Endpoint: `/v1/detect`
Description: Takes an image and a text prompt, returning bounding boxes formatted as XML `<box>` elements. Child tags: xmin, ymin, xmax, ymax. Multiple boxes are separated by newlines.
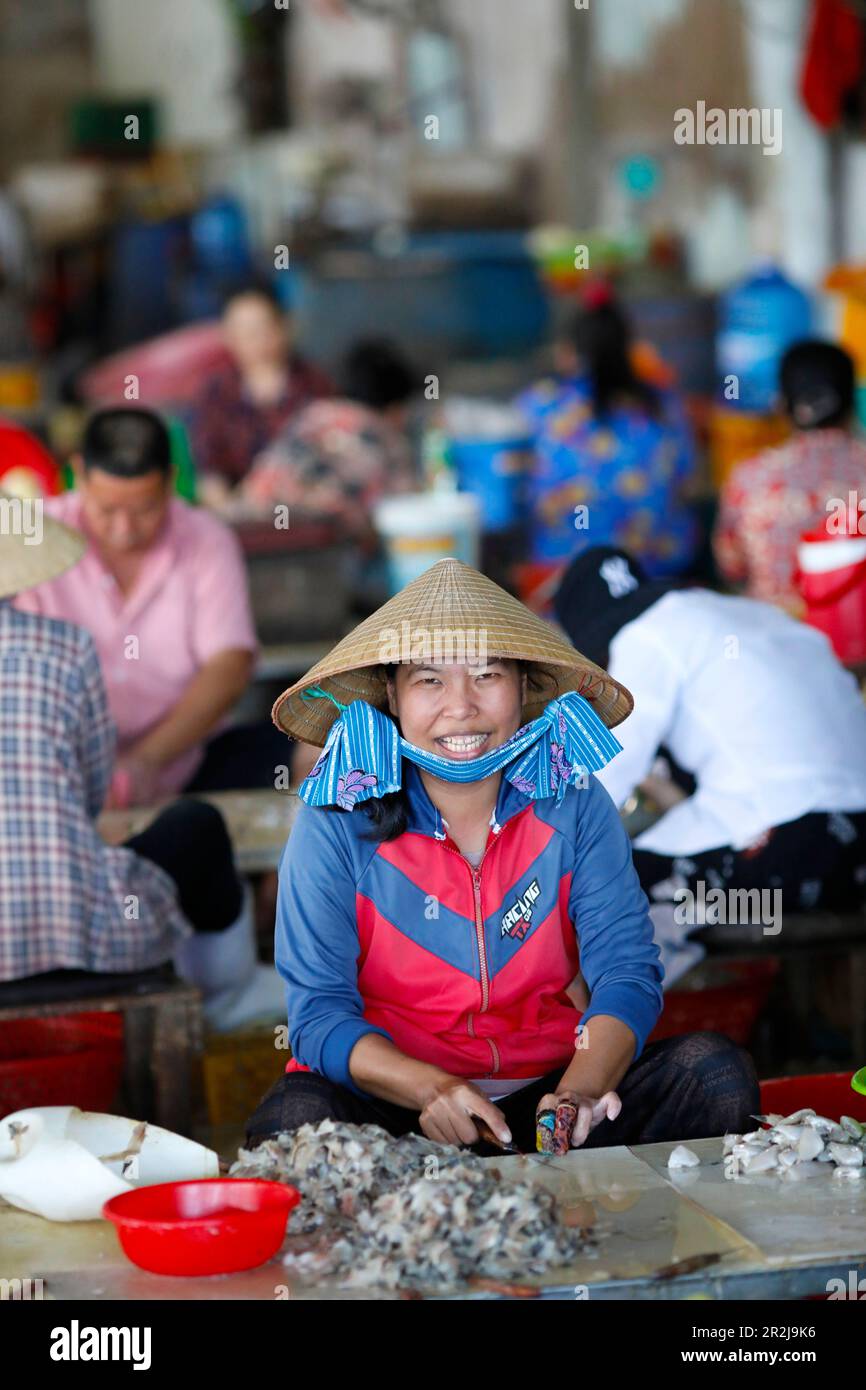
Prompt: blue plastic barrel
<box><xmin>189</xmin><ymin>195</ymin><xmax>253</xmax><ymax>280</ymax></box>
<box><xmin>448</xmin><ymin>436</ymin><xmax>532</xmax><ymax>532</ymax></box>
<box><xmin>716</xmin><ymin>265</ymin><xmax>812</xmax><ymax>412</ymax></box>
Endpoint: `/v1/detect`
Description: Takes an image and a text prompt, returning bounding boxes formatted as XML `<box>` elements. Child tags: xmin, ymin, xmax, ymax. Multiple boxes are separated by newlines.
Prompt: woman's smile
<box><xmin>434</xmin><ymin>731</ymin><xmax>491</xmax><ymax>759</ymax></box>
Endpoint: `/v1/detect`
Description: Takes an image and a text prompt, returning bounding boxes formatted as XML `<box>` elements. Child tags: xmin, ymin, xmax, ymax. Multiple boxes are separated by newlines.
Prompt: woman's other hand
<box><xmin>537</xmin><ymin>1088</ymin><xmax>621</xmax><ymax>1150</ymax></box>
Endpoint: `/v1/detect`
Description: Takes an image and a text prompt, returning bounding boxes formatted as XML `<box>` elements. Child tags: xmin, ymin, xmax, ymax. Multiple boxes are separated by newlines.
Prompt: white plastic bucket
<box><xmin>797</xmin><ymin>533</ymin><xmax>866</xmax><ymax>573</ymax></box>
<box><xmin>374</xmin><ymin>491</ymin><xmax>480</xmax><ymax>594</ymax></box>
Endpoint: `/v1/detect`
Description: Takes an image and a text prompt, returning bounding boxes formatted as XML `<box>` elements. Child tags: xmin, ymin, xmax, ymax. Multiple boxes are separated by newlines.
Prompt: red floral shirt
<box><xmin>713</xmin><ymin>428</ymin><xmax>866</xmax><ymax>608</ymax></box>
<box><xmin>189</xmin><ymin>356</ymin><xmax>332</xmax><ymax>485</ymax></box>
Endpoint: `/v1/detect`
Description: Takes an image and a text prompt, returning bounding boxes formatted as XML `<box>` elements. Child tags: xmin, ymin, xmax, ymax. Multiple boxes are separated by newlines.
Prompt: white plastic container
<box><xmin>374</xmin><ymin>491</ymin><xmax>481</xmax><ymax>593</ymax></box>
<box><xmin>0</xmin><ymin>1106</ymin><xmax>219</xmax><ymax>1222</ymax></box>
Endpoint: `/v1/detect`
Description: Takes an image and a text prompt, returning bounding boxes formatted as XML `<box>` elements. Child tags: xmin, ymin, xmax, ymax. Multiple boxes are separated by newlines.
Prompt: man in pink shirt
<box><xmin>16</xmin><ymin>408</ymin><xmax>285</xmax><ymax>806</ymax></box>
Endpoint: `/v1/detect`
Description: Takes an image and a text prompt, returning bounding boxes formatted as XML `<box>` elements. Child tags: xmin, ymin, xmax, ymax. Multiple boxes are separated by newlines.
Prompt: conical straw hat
<box><xmin>0</xmin><ymin>490</ymin><xmax>85</xmax><ymax>600</ymax></box>
<box><xmin>273</xmin><ymin>557</ymin><xmax>633</xmax><ymax>746</ymax></box>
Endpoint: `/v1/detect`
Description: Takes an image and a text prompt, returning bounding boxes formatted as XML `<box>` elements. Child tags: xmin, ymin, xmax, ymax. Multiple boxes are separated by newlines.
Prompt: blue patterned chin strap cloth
<box><xmin>297</xmin><ymin>688</ymin><xmax>622</xmax><ymax>811</ymax></box>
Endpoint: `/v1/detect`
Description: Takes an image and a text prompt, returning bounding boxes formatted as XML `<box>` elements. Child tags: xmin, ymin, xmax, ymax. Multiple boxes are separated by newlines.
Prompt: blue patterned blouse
<box><xmin>516</xmin><ymin>375</ymin><xmax>699</xmax><ymax>577</ymax></box>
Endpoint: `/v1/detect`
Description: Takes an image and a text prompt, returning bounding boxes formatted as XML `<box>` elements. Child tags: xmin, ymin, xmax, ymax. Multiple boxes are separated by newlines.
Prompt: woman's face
<box><xmin>222</xmin><ymin>294</ymin><xmax>291</xmax><ymax>373</ymax></box>
<box><xmin>387</xmin><ymin>659</ymin><xmax>526</xmax><ymax>761</ymax></box>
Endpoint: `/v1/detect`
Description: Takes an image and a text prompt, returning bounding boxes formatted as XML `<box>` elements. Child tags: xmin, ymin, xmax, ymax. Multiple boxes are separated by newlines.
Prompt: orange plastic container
<box><xmin>709</xmin><ymin>405</ymin><xmax>789</xmax><ymax>488</ymax></box>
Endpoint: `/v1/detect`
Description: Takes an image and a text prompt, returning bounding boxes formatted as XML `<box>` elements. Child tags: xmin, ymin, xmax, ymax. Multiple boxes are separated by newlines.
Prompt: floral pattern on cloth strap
<box><xmin>297</xmin><ymin>690</ymin><xmax>622</xmax><ymax>810</ymax></box>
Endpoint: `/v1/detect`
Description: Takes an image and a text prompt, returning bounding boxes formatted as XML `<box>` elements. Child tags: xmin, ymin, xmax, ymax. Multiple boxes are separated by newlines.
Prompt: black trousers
<box><xmin>245</xmin><ymin>1031</ymin><xmax>760</xmax><ymax>1154</ymax></box>
<box><xmin>632</xmin><ymin>808</ymin><xmax>866</xmax><ymax>913</ymax></box>
<box><xmin>126</xmin><ymin>797</ymin><xmax>243</xmax><ymax>932</ymax></box>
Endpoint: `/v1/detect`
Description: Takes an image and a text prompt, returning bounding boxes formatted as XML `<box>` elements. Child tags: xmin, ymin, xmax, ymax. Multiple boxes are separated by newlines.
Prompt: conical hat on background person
<box><xmin>0</xmin><ymin>489</ymin><xmax>85</xmax><ymax>600</ymax></box>
<box><xmin>273</xmin><ymin>557</ymin><xmax>633</xmax><ymax>747</ymax></box>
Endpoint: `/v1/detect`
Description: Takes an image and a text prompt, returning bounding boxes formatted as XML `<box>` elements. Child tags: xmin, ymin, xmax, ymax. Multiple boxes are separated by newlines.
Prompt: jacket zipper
<box><xmin>442</xmin><ymin>836</ymin><xmax>497</xmax><ymax>1071</ymax></box>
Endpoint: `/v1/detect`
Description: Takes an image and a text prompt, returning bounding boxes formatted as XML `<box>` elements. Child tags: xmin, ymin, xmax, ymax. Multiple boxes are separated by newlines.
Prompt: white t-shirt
<box><xmin>594</xmin><ymin>589</ymin><xmax>866</xmax><ymax>856</ymax></box>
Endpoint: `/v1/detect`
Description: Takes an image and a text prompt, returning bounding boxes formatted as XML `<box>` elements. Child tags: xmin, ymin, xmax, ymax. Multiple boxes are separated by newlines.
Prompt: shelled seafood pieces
<box><xmin>230</xmin><ymin>1120</ymin><xmax>590</xmax><ymax>1290</ymax></box>
<box><xmin>723</xmin><ymin>1109</ymin><xmax>866</xmax><ymax>1180</ymax></box>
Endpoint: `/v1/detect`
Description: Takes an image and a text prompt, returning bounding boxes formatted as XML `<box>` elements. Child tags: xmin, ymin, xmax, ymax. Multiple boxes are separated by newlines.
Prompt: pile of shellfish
<box><xmin>722</xmin><ymin>1109</ymin><xmax>866</xmax><ymax>1179</ymax></box>
<box><xmin>231</xmin><ymin>1120</ymin><xmax>588</xmax><ymax>1290</ymax></box>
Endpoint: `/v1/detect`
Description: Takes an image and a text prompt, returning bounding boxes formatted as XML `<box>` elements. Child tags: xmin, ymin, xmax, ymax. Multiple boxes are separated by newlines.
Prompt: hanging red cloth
<box><xmin>801</xmin><ymin>0</ymin><xmax>865</xmax><ymax>129</ymax></box>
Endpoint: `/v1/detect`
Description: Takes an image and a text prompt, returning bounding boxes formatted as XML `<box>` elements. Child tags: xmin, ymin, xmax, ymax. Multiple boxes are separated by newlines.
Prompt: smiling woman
<box><xmin>249</xmin><ymin>557</ymin><xmax>760</xmax><ymax>1155</ymax></box>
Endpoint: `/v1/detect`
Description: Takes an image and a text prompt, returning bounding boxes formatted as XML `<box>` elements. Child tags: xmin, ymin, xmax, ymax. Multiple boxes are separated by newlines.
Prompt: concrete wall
<box><xmin>5</xmin><ymin>0</ymin><xmax>856</xmax><ymax>291</ymax></box>
<box><xmin>0</xmin><ymin>0</ymin><xmax>92</xmax><ymax>177</ymax></box>
<box><xmin>88</xmin><ymin>0</ymin><xmax>244</xmax><ymax>146</ymax></box>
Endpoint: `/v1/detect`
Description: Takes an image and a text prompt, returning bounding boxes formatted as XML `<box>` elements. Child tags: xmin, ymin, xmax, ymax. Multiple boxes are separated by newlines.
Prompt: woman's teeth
<box><xmin>438</xmin><ymin>734</ymin><xmax>488</xmax><ymax>752</ymax></box>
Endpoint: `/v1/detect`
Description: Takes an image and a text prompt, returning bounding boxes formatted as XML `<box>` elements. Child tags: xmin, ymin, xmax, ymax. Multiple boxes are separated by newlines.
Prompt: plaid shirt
<box><xmin>0</xmin><ymin>603</ymin><xmax>191</xmax><ymax>980</ymax></box>
<box><xmin>189</xmin><ymin>357</ymin><xmax>332</xmax><ymax>485</ymax></box>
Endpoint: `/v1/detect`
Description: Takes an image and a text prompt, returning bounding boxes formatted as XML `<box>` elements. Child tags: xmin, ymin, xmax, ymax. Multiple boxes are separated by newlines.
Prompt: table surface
<box><xmin>3</xmin><ymin>1137</ymin><xmax>864</xmax><ymax>1301</ymax></box>
<box><xmin>255</xmin><ymin>641</ymin><xmax>333</xmax><ymax>682</ymax></box>
<box><xmin>99</xmin><ymin>790</ymin><xmax>301</xmax><ymax>874</ymax></box>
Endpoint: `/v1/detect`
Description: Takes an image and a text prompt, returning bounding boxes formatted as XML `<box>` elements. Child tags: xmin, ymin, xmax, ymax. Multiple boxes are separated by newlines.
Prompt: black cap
<box><xmin>553</xmin><ymin>546</ymin><xmax>680</xmax><ymax>668</ymax></box>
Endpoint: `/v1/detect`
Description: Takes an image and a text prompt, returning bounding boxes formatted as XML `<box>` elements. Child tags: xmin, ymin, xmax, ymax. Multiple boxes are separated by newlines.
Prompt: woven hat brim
<box><xmin>0</xmin><ymin>493</ymin><xmax>86</xmax><ymax>600</ymax></box>
<box><xmin>272</xmin><ymin>558</ymin><xmax>633</xmax><ymax>746</ymax></box>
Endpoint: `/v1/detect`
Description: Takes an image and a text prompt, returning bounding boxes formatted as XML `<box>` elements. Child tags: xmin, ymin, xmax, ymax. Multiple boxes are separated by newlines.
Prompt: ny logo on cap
<box><xmin>600</xmin><ymin>556</ymin><xmax>639</xmax><ymax>599</ymax></box>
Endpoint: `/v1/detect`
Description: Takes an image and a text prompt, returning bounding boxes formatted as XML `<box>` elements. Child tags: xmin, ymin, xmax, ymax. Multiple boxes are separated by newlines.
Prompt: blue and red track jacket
<box><xmin>275</xmin><ymin>762</ymin><xmax>664</xmax><ymax>1096</ymax></box>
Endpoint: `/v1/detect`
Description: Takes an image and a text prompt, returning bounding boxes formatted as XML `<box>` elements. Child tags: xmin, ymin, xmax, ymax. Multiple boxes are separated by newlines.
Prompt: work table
<box><xmin>3</xmin><ymin>1137</ymin><xmax>865</xmax><ymax>1300</ymax></box>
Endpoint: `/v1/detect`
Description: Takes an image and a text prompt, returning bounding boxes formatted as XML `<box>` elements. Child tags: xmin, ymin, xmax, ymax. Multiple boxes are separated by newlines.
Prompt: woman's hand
<box><xmin>107</xmin><ymin>756</ymin><xmax>164</xmax><ymax>811</ymax></box>
<box><xmin>537</xmin><ymin>1088</ymin><xmax>622</xmax><ymax>1151</ymax></box>
<box><xmin>106</xmin><ymin>757</ymin><xmax>162</xmax><ymax>811</ymax></box>
<box><xmin>418</xmin><ymin>1077</ymin><xmax>513</xmax><ymax>1149</ymax></box>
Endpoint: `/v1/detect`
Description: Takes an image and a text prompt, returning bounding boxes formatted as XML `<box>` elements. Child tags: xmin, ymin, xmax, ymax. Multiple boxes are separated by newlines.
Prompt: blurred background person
<box><xmin>241</xmin><ymin>337</ymin><xmax>420</xmax><ymax>530</ymax></box>
<box><xmin>555</xmin><ymin>545</ymin><xmax>866</xmax><ymax>913</ymax></box>
<box><xmin>13</xmin><ymin>407</ymin><xmax>293</xmax><ymax>806</ymax></box>
<box><xmin>0</xmin><ymin>493</ymin><xmax>281</xmax><ymax>1031</ymax></box>
<box><xmin>714</xmin><ymin>340</ymin><xmax>866</xmax><ymax>612</ymax></box>
<box><xmin>517</xmin><ymin>287</ymin><xmax>699</xmax><ymax>581</ymax></box>
<box><xmin>190</xmin><ymin>282</ymin><xmax>331</xmax><ymax>503</ymax></box>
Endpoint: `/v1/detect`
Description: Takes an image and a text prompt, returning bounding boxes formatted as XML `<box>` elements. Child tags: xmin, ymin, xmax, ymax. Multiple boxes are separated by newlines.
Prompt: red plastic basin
<box><xmin>759</xmin><ymin>1073</ymin><xmax>866</xmax><ymax>1124</ymax></box>
<box><xmin>648</xmin><ymin>958</ymin><xmax>779</xmax><ymax>1046</ymax></box>
<box><xmin>103</xmin><ymin>1179</ymin><xmax>300</xmax><ymax>1277</ymax></box>
<box><xmin>0</xmin><ymin>1012</ymin><xmax>124</xmax><ymax>1117</ymax></box>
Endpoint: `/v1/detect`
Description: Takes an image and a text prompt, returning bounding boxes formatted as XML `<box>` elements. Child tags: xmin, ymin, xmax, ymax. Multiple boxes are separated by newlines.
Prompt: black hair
<box><xmin>780</xmin><ymin>339</ymin><xmax>855</xmax><ymax>430</ymax></box>
<box><xmin>566</xmin><ymin>300</ymin><xmax>658</xmax><ymax>419</ymax></box>
<box><xmin>356</xmin><ymin>663</ymin><xmax>406</xmax><ymax>842</ymax></box>
<box><xmin>339</xmin><ymin>339</ymin><xmax>419</xmax><ymax>411</ymax></box>
<box><xmin>82</xmin><ymin>407</ymin><xmax>172</xmax><ymax>478</ymax></box>
<box><xmin>220</xmin><ymin>277</ymin><xmax>285</xmax><ymax>317</ymax></box>
<box><xmin>360</xmin><ymin>789</ymin><xmax>410</xmax><ymax>842</ymax></box>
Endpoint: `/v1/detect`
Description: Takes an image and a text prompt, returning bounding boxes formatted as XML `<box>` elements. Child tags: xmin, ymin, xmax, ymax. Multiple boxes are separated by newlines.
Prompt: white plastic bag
<box><xmin>0</xmin><ymin>1106</ymin><xmax>219</xmax><ymax>1222</ymax></box>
